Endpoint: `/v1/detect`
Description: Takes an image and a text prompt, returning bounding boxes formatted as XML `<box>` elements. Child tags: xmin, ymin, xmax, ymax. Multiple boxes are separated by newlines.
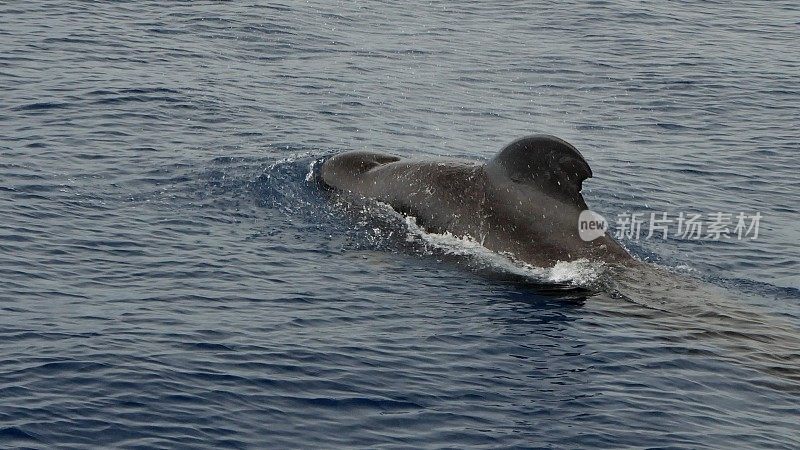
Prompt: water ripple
<box><xmin>1</xmin><ymin>0</ymin><xmax>798</xmax><ymax>448</ymax></box>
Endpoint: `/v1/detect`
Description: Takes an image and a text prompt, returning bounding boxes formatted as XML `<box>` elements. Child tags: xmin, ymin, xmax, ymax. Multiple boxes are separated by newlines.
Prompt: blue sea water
<box><xmin>1</xmin><ymin>1</ymin><xmax>799</xmax><ymax>448</ymax></box>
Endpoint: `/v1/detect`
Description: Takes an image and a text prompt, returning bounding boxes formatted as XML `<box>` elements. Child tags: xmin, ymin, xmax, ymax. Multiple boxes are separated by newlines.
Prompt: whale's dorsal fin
<box><xmin>486</xmin><ymin>135</ymin><xmax>592</xmax><ymax>203</ymax></box>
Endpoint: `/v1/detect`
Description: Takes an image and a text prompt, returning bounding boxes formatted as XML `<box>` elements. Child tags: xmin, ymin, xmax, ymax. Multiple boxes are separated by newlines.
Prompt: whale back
<box><xmin>486</xmin><ymin>135</ymin><xmax>592</xmax><ymax>206</ymax></box>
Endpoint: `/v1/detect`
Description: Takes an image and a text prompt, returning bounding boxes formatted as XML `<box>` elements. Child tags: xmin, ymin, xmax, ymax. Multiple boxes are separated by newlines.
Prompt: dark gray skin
<box><xmin>321</xmin><ymin>135</ymin><xmax>631</xmax><ymax>267</ymax></box>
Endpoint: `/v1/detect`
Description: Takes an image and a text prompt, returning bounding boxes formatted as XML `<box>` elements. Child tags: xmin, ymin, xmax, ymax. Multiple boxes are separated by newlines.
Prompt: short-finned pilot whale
<box><xmin>322</xmin><ymin>136</ymin><xmax>800</xmax><ymax>387</ymax></box>
<box><xmin>320</xmin><ymin>135</ymin><xmax>631</xmax><ymax>267</ymax></box>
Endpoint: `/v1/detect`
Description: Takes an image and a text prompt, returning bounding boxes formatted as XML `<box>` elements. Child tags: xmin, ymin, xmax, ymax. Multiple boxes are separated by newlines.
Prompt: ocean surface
<box><xmin>2</xmin><ymin>1</ymin><xmax>799</xmax><ymax>448</ymax></box>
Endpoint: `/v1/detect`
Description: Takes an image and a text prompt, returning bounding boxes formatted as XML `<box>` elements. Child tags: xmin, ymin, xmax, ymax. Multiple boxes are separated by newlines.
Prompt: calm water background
<box><xmin>2</xmin><ymin>1</ymin><xmax>799</xmax><ymax>448</ymax></box>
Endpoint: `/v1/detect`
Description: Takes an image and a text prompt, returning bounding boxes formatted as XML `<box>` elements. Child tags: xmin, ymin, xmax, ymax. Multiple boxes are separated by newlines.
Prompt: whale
<box><xmin>320</xmin><ymin>135</ymin><xmax>631</xmax><ymax>267</ymax></box>
<box><xmin>320</xmin><ymin>137</ymin><xmax>800</xmax><ymax>389</ymax></box>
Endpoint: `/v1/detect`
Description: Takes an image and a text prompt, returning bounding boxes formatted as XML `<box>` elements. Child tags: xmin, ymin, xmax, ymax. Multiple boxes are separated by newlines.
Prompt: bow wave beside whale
<box><xmin>320</xmin><ymin>135</ymin><xmax>631</xmax><ymax>267</ymax></box>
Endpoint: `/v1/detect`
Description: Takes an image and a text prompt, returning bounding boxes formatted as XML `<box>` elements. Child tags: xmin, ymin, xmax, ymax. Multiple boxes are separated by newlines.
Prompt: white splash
<box><xmin>374</xmin><ymin>203</ymin><xmax>603</xmax><ymax>286</ymax></box>
<box><xmin>305</xmin><ymin>158</ymin><xmax>323</xmax><ymax>182</ymax></box>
